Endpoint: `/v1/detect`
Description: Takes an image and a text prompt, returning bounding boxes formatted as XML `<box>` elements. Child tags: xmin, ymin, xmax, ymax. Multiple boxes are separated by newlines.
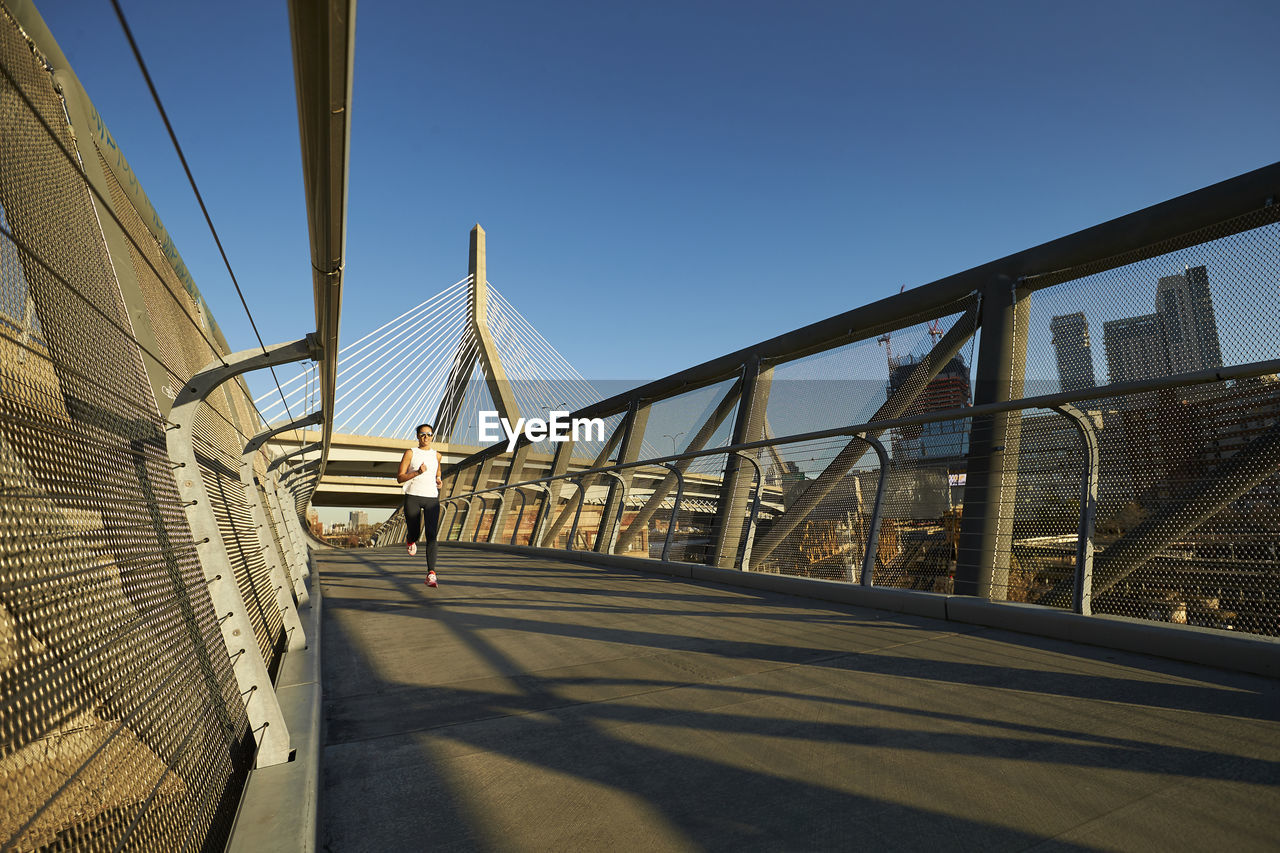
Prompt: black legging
<box><xmin>405</xmin><ymin>494</ymin><xmax>440</xmax><ymax>573</ymax></box>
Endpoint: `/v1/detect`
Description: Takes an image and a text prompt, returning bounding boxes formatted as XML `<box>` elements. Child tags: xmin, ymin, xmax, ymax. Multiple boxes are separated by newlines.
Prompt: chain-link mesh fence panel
<box><xmin>1082</xmin><ymin>380</ymin><xmax>1280</xmax><ymax>634</ymax></box>
<box><xmin>983</xmin><ymin>407</ymin><xmax>1089</xmax><ymax>607</ymax></box>
<box><xmin>750</xmin><ymin>437</ymin><xmax>881</xmax><ymax>582</ymax></box>
<box><xmin>611</xmin><ymin>464</ymin><xmax>675</xmax><ymax>559</ymax></box>
<box><xmin>1021</xmin><ymin>210</ymin><xmax>1280</xmax><ymax>392</ymax></box>
<box><xmin>0</xmin><ymin>10</ymin><xmax>252</xmax><ymax>850</ymax></box>
<box><xmin>765</xmin><ymin>298</ymin><xmax>979</xmax><ymax>438</ymax></box>
<box><xmin>654</xmin><ymin>452</ymin><xmax>732</xmax><ymax>566</ymax></box>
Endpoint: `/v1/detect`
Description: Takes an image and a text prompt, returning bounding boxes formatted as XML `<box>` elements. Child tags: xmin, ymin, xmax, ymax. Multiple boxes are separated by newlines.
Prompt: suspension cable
<box><xmin>109</xmin><ymin>0</ymin><xmax>302</xmax><ymax>442</ymax></box>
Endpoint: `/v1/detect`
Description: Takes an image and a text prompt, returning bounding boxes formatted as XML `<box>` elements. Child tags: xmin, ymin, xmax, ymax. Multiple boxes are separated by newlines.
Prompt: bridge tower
<box><xmin>434</xmin><ymin>224</ymin><xmax>522</xmax><ymax>439</ymax></box>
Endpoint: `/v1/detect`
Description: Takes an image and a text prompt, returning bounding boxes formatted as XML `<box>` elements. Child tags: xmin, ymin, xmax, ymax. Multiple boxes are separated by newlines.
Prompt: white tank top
<box><xmin>404</xmin><ymin>447</ymin><xmax>440</xmax><ymax>497</ymax></box>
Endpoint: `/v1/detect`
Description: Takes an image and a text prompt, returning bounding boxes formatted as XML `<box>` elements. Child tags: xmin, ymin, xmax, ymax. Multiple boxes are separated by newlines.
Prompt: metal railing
<box><xmin>385</xmin><ymin>350</ymin><xmax>1280</xmax><ymax>630</ymax></box>
<box><xmin>407</xmin><ymin>162</ymin><xmax>1280</xmax><ymax>640</ymax></box>
<box><xmin>0</xmin><ymin>2</ymin><xmax>349</xmax><ymax>850</ymax></box>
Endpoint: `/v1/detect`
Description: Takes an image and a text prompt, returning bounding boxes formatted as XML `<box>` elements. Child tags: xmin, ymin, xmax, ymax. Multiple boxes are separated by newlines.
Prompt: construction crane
<box><xmin>927</xmin><ymin>317</ymin><xmax>943</xmax><ymax>346</ymax></box>
<box><xmin>877</xmin><ymin>285</ymin><xmax>907</xmax><ymax>368</ymax></box>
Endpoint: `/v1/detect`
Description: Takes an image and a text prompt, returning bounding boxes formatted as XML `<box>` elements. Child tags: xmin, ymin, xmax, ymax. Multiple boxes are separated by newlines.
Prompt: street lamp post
<box><xmin>663</xmin><ymin>432</ymin><xmax>686</xmax><ymax>456</ymax></box>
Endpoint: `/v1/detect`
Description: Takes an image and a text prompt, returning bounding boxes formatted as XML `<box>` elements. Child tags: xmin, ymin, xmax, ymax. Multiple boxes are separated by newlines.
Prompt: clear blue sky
<box><xmin>36</xmin><ymin>0</ymin><xmax>1280</xmax><ymax>398</ymax></box>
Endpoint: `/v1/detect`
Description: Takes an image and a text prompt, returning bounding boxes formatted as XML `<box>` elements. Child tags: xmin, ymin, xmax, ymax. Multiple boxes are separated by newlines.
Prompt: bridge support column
<box><xmin>167</xmin><ymin>335</ymin><xmax>320</xmax><ymax>768</ymax></box>
<box><xmin>598</xmin><ymin>399</ymin><xmax>650</xmax><ymax>554</ymax></box>
<box><xmin>955</xmin><ymin>279</ymin><xmax>1029</xmax><ymax>599</ymax></box>
<box><xmin>712</xmin><ymin>356</ymin><xmax>773</xmax><ymax>569</ymax></box>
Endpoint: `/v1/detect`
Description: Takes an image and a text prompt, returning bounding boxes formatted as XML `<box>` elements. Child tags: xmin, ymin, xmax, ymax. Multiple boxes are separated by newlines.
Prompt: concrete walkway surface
<box><xmin>319</xmin><ymin>546</ymin><xmax>1280</xmax><ymax>852</ymax></box>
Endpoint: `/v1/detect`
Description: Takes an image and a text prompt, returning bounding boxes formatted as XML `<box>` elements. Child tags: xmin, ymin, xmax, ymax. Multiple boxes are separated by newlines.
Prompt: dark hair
<box><xmin>415</xmin><ymin>424</ymin><xmax>434</xmax><ymax>437</ymax></box>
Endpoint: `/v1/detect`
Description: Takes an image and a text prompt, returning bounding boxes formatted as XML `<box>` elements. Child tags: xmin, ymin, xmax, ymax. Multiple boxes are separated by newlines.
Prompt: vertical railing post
<box><xmin>1052</xmin><ymin>404</ymin><xmax>1099</xmax><ymax>615</ymax></box>
<box><xmin>491</xmin><ymin>441</ymin><xmax>532</xmax><ymax>541</ymax></box>
<box><xmin>509</xmin><ymin>488</ymin><xmax>528</xmax><ymax>545</ymax></box>
<box><xmin>566</xmin><ymin>478</ymin><xmax>586</xmax><ymax>550</ymax></box>
<box><xmin>440</xmin><ymin>501</ymin><xmax>457</xmax><ymax>540</ymax></box>
<box><xmin>712</xmin><ymin>356</ymin><xmax>773</xmax><ymax>568</ymax></box>
<box><xmin>733</xmin><ymin>451</ymin><xmax>763</xmax><ymax>571</ymax></box>
<box><xmin>955</xmin><ymin>278</ymin><xmax>1029</xmax><ymax>599</ymax></box>
<box><xmin>659</xmin><ymin>463</ymin><xmax>686</xmax><ymax>563</ymax></box>
<box><xmin>530</xmin><ymin>484</ymin><xmax>554</xmax><ymax>548</ymax></box>
<box><xmin>486</xmin><ymin>490</ymin><xmax>506</xmax><ymax>543</ymax></box>
<box><xmin>460</xmin><ymin>458</ymin><xmax>495</xmax><ymax>541</ymax></box>
<box><xmin>597</xmin><ymin>399</ymin><xmax>650</xmax><ymax>554</ymax></box>
<box><xmin>600</xmin><ymin>471</ymin><xmax>629</xmax><ymax>554</ymax></box>
<box><xmin>263</xmin><ymin>476</ymin><xmax>309</xmax><ymax>603</ymax></box>
<box><xmin>468</xmin><ymin>495</ymin><xmax>485</xmax><ymax>542</ymax></box>
<box><xmin>535</xmin><ymin>440</ymin><xmax>576</xmax><ymax>547</ymax></box>
<box><xmin>858</xmin><ymin>433</ymin><xmax>891</xmax><ymax>586</ymax></box>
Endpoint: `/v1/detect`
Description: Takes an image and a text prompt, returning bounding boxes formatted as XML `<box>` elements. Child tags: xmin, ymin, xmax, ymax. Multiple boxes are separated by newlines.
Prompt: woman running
<box><xmin>397</xmin><ymin>423</ymin><xmax>443</xmax><ymax>587</ymax></box>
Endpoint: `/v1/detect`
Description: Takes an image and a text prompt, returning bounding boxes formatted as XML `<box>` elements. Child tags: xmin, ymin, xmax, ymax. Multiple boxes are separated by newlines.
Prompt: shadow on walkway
<box><xmin>320</xmin><ymin>546</ymin><xmax>1280</xmax><ymax>852</ymax></box>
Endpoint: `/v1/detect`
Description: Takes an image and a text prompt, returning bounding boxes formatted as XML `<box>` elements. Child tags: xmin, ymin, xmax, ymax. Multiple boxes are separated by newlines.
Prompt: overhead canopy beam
<box><xmin>287</xmin><ymin>0</ymin><xmax>357</xmax><ymax>480</ymax></box>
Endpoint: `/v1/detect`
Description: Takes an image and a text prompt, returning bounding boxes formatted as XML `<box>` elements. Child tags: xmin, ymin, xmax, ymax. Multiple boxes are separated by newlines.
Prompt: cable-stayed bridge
<box><xmin>1</xmin><ymin>2</ymin><xmax>1279</xmax><ymax>851</ymax></box>
<box><xmin>252</xmin><ymin>225</ymin><xmax>625</xmax><ymax>507</ymax></box>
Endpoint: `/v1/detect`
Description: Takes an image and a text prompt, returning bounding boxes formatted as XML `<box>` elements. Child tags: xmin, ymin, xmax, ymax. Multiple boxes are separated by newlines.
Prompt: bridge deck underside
<box><xmin>319</xmin><ymin>548</ymin><xmax>1280</xmax><ymax>852</ymax></box>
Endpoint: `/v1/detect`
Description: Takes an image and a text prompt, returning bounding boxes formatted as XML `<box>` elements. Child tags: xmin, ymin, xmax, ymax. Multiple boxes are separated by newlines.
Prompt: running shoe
<box><xmin>426</xmin><ymin>570</ymin><xmax>438</xmax><ymax>588</ymax></box>
<box><xmin>407</xmin><ymin>542</ymin><xmax>417</xmax><ymax>556</ymax></box>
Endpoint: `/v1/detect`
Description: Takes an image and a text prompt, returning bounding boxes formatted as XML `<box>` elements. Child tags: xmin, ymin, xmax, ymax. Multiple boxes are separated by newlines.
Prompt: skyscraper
<box><xmin>886</xmin><ymin>352</ymin><xmax>972</xmax><ymax>460</ymax></box>
<box><xmin>1156</xmin><ymin>265</ymin><xmax>1223</xmax><ymax>374</ymax></box>
<box><xmin>1103</xmin><ymin>313</ymin><xmax>1165</xmax><ymax>384</ymax></box>
<box><xmin>1049</xmin><ymin>312</ymin><xmax>1096</xmax><ymax>393</ymax></box>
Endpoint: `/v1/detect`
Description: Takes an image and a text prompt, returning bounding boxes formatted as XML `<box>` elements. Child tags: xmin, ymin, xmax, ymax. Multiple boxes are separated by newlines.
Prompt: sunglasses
<box><xmin>418</xmin><ymin>433</ymin><xmax>433</xmax><ymax>439</ymax></box>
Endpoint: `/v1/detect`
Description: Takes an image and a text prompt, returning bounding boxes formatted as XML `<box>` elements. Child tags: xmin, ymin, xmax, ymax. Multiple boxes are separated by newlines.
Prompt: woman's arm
<box><xmin>435</xmin><ymin>450</ymin><xmax>443</xmax><ymax>489</ymax></box>
<box><xmin>396</xmin><ymin>449</ymin><xmax>417</xmax><ymax>484</ymax></box>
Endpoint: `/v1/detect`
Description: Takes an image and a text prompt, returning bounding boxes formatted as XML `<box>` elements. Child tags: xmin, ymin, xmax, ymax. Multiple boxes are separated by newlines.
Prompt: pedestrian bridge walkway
<box><xmin>318</xmin><ymin>546</ymin><xmax>1280</xmax><ymax>852</ymax></box>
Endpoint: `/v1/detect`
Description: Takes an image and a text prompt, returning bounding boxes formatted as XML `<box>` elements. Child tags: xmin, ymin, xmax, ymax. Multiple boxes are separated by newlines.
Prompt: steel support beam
<box><xmin>955</xmin><ymin>279</ymin><xmax>1030</xmax><ymax>599</ymax></box>
<box><xmin>712</xmin><ymin>357</ymin><xmax>773</xmax><ymax>568</ymax></box>
<box><xmin>264</xmin><ymin>478</ymin><xmax>308</xmax><ymax>594</ymax></box>
<box><xmin>278</xmin><ymin>459</ymin><xmax>322</xmax><ymax>577</ymax></box>
<box><xmin>597</xmin><ymin>400</ymin><xmax>650</xmax><ymax>553</ymax></box>
<box><xmin>286</xmin><ymin>0</ymin><xmax>354</xmax><ymax>483</ymax></box>
<box><xmin>857</xmin><ymin>434</ymin><xmax>891</xmax><ymax>586</ymax></box>
<box><xmin>732</xmin><ymin>452</ymin><xmax>764</xmax><ymax>571</ymax></box>
<box><xmin>459</xmin><ymin>457</ymin><xmax>496</xmax><ymax>541</ymax></box>
<box><xmin>167</xmin><ymin>336</ymin><xmax>318</xmax><ymax>768</ymax></box>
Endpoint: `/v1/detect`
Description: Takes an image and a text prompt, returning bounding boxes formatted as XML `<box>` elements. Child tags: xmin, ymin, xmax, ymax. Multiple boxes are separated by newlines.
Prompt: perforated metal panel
<box><xmin>0</xmin><ymin>7</ymin><xmax>272</xmax><ymax>849</ymax></box>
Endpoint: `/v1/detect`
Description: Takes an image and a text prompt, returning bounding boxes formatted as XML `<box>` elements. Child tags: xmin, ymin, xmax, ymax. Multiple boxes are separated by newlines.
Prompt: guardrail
<box><xmin>380</xmin><ymin>161</ymin><xmax>1280</xmax><ymax>643</ymax></box>
<box><xmin>0</xmin><ymin>4</ymin><xmax>336</xmax><ymax>850</ymax></box>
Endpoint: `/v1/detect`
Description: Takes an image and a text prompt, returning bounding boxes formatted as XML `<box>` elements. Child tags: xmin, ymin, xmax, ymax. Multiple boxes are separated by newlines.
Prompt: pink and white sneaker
<box><xmin>407</xmin><ymin>542</ymin><xmax>417</xmax><ymax>556</ymax></box>
<box><xmin>425</xmin><ymin>571</ymin><xmax>438</xmax><ymax>588</ymax></box>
